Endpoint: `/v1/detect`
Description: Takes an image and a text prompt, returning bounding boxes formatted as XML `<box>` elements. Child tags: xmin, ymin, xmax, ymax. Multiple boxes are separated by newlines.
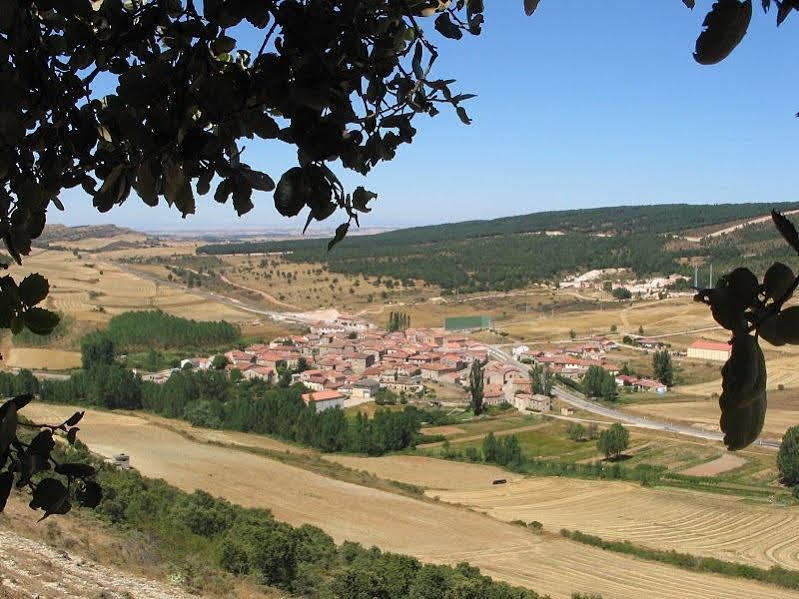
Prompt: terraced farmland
<box><xmin>20</xmin><ymin>404</ymin><xmax>799</xmax><ymax>599</ymax></box>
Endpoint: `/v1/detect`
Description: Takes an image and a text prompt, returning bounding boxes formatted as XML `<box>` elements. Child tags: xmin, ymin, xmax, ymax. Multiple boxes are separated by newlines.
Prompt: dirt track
<box><xmin>20</xmin><ymin>404</ymin><xmax>799</xmax><ymax>599</ymax></box>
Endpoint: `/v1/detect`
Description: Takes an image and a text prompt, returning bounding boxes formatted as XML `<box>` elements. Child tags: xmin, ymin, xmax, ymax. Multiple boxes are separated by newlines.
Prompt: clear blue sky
<box><xmin>54</xmin><ymin>2</ymin><xmax>798</xmax><ymax>232</ymax></box>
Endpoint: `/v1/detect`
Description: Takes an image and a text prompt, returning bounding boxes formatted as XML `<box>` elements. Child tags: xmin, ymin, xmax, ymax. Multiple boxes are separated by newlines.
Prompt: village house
<box><xmin>420</xmin><ymin>363</ymin><xmax>457</xmax><ymax>382</ymax></box>
<box><xmin>243</xmin><ymin>365</ymin><xmax>276</xmax><ymax>381</ymax></box>
<box><xmin>301</xmin><ymin>390</ymin><xmax>346</xmax><ymax>412</ymax></box>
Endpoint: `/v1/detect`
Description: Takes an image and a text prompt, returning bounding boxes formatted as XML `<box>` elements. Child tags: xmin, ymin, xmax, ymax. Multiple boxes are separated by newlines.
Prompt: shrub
<box><xmin>778</xmin><ymin>426</ymin><xmax>799</xmax><ymax>486</ymax></box>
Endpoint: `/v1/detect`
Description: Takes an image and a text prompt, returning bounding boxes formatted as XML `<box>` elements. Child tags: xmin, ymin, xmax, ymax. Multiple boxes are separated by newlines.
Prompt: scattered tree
<box><xmin>211</xmin><ymin>355</ymin><xmax>229</xmax><ymax>370</ymax></box>
<box><xmin>387</xmin><ymin>311</ymin><xmax>411</xmax><ymax>332</ymax></box>
<box><xmin>612</xmin><ymin>288</ymin><xmax>632</xmax><ymax>300</ymax></box>
<box><xmin>567</xmin><ymin>423</ymin><xmax>586</xmax><ymax>442</ymax></box>
<box><xmin>597</xmin><ymin>423</ymin><xmax>630</xmax><ymax>460</ymax></box>
<box><xmin>652</xmin><ymin>350</ymin><xmax>674</xmax><ymax>387</ymax></box>
<box><xmin>778</xmin><ymin>426</ymin><xmax>799</xmax><ymax>487</ymax></box>
<box><xmin>469</xmin><ymin>359</ymin><xmax>486</xmax><ymax>416</ymax></box>
<box><xmin>582</xmin><ymin>366</ymin><xmax>618</xmax><ymax>402</ymax></box>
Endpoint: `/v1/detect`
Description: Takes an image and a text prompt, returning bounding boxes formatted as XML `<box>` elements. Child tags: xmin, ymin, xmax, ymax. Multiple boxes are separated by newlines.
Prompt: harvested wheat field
<box><xmin>0</xmin><ymin>348</ymin><xmax>81</xmax><ymax>370</ymax></box>
<box><xmin>627</xmin><ymin>398</ymin><xmax>798</xmax><ymax>439</ymax></box>
<box><xmin>435</xmin><ymin>476</ymin><xmax>799</xmax><ymax>571</ymax></box>
<box><xmin>20</xmin><ymin>404</ymin><xmax>799</xmax><ymax>599</ymax></box>
<box><xmin>499</xmin><ymin>296</ymin><xmax>716</xmax><ymax>342</ymax></box>
<box><xmin>324</xmin><ymin>455</ymin><xmax>519</xmax><ymax>490</ymax></box>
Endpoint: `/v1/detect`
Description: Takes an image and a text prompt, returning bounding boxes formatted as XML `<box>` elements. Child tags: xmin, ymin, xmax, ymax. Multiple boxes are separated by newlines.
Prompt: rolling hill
<box><xmin>196</xmin><ymin>203</ymin><xmax>799</xmax><ymax>292</ymax></box>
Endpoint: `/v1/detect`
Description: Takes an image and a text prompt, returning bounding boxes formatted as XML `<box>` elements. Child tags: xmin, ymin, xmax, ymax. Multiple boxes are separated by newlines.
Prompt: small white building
<box><xmin>301</xmin><ymin>390</ymin><xmax>346</xmax><ymax>412</ymax></box>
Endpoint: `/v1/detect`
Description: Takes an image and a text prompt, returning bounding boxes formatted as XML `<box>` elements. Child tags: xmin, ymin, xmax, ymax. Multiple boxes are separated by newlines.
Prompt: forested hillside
<box><xmin>197</xmin><ymin>203</ymin><xmax>798</xmax><ymax>292</ymax></box>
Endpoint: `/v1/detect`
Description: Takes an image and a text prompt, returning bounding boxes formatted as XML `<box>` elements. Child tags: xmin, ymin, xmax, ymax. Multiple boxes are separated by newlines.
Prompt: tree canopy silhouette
<box><xmin>2</xmin><ymin>0</ymin><xmax>798</xmax><ymax>517</ymax></box>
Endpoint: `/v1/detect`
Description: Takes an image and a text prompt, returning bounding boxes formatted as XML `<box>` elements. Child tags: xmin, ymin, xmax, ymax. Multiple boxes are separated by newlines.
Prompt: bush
<box><xmin>778</xmin><ymin>426</ymin><xmax>799</xmax><ymax>486</ymax></box>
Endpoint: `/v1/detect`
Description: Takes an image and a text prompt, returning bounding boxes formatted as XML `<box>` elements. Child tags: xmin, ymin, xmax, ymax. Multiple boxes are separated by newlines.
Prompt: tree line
<box><xmin>10</xmin><ymin>336</ymin><xmax>424</xmax><ymax>456</ymax></box>
<box><xmin>87</xmin><ymin>310</ymin><xmax>240</xmax><ymax>352</ymax></box>
<box><xmin>387</xmin><ymin>311</ymin><xmax>411</xmax><ymax>332</ymax></box>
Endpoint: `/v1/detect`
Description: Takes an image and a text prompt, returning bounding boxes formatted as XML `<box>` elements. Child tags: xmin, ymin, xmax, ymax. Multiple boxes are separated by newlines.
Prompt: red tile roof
<box><xmin>302</xmin><ymin>390</ymin><xmax>345</xmax><ymax>403</ymax></box>
<box><xmin>688</xmin><ymin>340</ymin><xmax>731</xmax><ymax>352</ymax></box>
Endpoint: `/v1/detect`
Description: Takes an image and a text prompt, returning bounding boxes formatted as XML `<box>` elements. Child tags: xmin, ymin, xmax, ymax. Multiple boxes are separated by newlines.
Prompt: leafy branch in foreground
<box><xmin>0</xmin><ymin>395</ymin><xmax>101</xmax><ymax>520</ymax></box>
<box><xmin>694</xmin><ymin>210</ymin><xmax>799</xmax><ymax>450</ymax></box>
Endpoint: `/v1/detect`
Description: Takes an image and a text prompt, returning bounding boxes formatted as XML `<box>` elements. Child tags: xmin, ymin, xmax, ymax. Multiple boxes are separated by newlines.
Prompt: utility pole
<box><xmin>709</xmin><ymin>263</ymin><xmax>713</xmax><ymax>288</ymax></box>
<box><xmin>694</xmin><ymin>264</ymin><xmax>698</xmax><ymax>288</ymax></box>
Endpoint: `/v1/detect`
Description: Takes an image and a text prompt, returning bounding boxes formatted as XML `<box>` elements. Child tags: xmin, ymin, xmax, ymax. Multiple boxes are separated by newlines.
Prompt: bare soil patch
<box><xmin>420</xmin><ymin>425</ymin><xmax>466</xmax><ymax>436</ymax></box>
<box><xmin>681</xmin><ymin>454</ymin><xmax>746</xmax><ymax>477</ymax></box>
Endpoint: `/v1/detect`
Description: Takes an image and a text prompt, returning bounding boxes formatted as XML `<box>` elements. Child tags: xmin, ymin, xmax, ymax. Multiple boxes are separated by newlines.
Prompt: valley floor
<box><xmin>19</xmin><ymin>404</ymin><xmax>799</xmax><ymax>599</ymax></box>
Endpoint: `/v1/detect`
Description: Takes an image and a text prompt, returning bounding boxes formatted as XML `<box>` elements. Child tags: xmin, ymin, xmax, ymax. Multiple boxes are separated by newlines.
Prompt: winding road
<box><xmin>486</xmin><ymin>345</ymin><xmax>781</xmax><ymax>450</ymax></box>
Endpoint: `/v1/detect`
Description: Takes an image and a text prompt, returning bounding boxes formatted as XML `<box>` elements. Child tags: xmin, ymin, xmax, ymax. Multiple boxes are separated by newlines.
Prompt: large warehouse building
<box><xmin>686</xmin><ymin>340</ymin><xmax>731</xmax><ymax>362</ymax></box>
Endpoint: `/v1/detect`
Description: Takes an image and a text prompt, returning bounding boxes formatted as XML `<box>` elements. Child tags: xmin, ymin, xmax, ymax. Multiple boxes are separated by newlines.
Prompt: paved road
<box><xmin>486</xmin><ymin>345</ymin><xmax>780</xmax><ymax>450</ymax></box>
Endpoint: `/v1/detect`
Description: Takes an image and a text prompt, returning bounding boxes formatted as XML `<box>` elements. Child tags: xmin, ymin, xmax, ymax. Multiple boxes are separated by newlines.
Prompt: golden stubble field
<box><xmin>1</xmin><ymin>241</ymin><xmax>295</xmax><ymax>369</ymax></box>
<box><xmin>20</xmin><ymin>404</ymin><xmax>799</xmax><ymax>599</ymax></box>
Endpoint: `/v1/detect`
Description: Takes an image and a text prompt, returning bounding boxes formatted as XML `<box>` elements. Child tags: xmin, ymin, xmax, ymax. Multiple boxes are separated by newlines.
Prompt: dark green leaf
<box><xmin>232</xmin><ymin>180</ymin><xmax>254</xmax><ymax>216</ymax></box>
<box><xmin>0</xmin><ymin>403</ymin><xmax>16</xmax><ymax>458</ymax></box>
<box><xmin>214</xmin><ymin>179</ymin><xmax>233</xmax><ymax>204</ymax></box>
<box><xmin>352</xmin><ymin>186</ymin><xmax>377</xmax><ymax>213</ymax></box>
<box><xmin>63</xmin><ymin>411</ymin><xmax>84</xmax><ymax>427</ymax></box>
<box><xmin>0</xmin><ymin>470</ymin><xmax>12</xmax><ymax>513</ymax></box>
<box><xmin>78</xmin><ymin>480</ymin><xmax>102</xmax><ymax>508</ymax></box>
<box><xmin>23</xmin><ymin>307</ymin><xmax>60</xmax><ymax>335</ymax></box>
<box><xmin>694</xmin><ymin>0</ymin><xmax>752</xmax><ymax>65</ymax></box>
<box><xmin>28</xmin><ymin>430</ymin><xmax>54</xmax><ymax>457</ymax></box>
<box><xmin>524</xmin><ymin>0</ymin><xmax>542</xmax><ymax>15</ymax></box>
<box><xmin>55</xmin><ymin>463</ymin><xmax>96</xmax><ymax>478</ymax></box>
<box><xmin>211</xmin><ymin>35</ymin><xmax>236</xmax><ymax>55</ymax></box>
<box><xmin>164</xmin><ymin>160</ymin><xmax>195</xmax><ymax>217</ymax></box>
<box><xmin>239</xmin><ymin>168</ymin><xmax>274</xmax><ymax>192</ymax></box>
<box><xmin>456</xmin><ymin>106</ymin><xmax>472</xmax><ymax>125</ymax></box>
<box><xmin>435</xmin><ymin>13</ymin><xmax>463</xmax><ymax>39</ymax></box>
<box><xmin>29</xmin><ymin>477</ymin><xmax>68</xmax><ymax>514</ymax></box>
<box><xmin>66</xmin><ymin>427</ymin><xmax>79</xmax><ymax>445</ymax></box>
<box><xmin>274</xmin><ymin>167</ymin><xmax>307</xmax><ymax>217</ymax></box>
<box><xmin>412</xmin><ymin>42</ymin><xmax>424</xmax><ymax>80</ymax></box>
<box><xmin>18</xmin><ymin>273</ymin><xmax>49</xmax><ymax>307</ymax></box>
<box><xmin>328</xmin><ymin>222</ymin><xmax>350</xmax><ymax>251</ymax></box>
<box><xmin>133</xmin><ymin>160</ymin><xmax>159</xmax><ymax>207</ymax></box>
<box><xmin>772</xmin><ymin>209</ymin><xmax>799</xmax><ymax>253</ymax></box>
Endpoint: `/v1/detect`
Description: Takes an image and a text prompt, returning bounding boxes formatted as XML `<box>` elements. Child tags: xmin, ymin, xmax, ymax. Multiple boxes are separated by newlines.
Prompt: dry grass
<box><xmin>19</xmin><ymin>403</ymin><xmax>798</xmax><ymax>599</ymax></box>
<box><xmin>627</xmin><ymin>394</ymin><xmax>799</xmax><ymax>439</ymax></box>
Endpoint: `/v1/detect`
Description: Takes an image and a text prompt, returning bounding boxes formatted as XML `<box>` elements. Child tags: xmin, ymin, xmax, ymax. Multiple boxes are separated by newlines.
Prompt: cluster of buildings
<box><xmin>181</xmin><ymin>316</ymin><xmax>510</xmax><ymax>411</ymax></box>
<box><xmin>515</xmin><ymin>337</ymin><xmax>668</xmax><ymax>394</ymax></box>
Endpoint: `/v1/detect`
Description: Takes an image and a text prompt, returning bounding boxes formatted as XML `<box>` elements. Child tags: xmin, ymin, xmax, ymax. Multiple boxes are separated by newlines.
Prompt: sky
<box><xmin>53</xmin><ymin>1</ymin><xmax>799</xmax><ymax>232</ymax></box>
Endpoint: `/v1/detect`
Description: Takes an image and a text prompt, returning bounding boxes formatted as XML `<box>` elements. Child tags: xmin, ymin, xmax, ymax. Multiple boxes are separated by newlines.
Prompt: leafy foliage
<box><xmin>0</xmin><ymin>395</ymin><xmax>100</xmax><ymax>520</ymax></box>
<box><xmin>469</xmin><ymin>359</ymin><xmax>485</xmax><ymax>416</ymax></box>
<box><xmin>596</xmin><ymin>423</ymin><xmax>629</xmax><ymax>460</ymax></box>
<box><xmin>652</xmin><ymin>350</ymin><xmax>674</xmax><ymax>387</ymax></box>
<box><xmin>101</xmin><ymin>310</ymin><xmax>240</xmax><ymax>351</ymax></box>
<box><xmin>582</xmin><ymin>366</ymin><xmax>618</xmax><ymax>402</ymax></box>
<box><xmin>692</xmin><ymin>210</ymin><xmax>799</xmax><ymax>450</ymax></box>
<box><xmin>777</xmin><ymin>426</ymin><xmax>799</xmax><ymax>486</ymax></box>
<box><xmin>387</xmin><ymin>311</ymin><xmax>411</xmax><ymax>332</ymax></box>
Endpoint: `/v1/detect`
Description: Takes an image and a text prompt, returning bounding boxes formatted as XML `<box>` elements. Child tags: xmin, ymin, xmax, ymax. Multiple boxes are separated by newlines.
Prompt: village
<box><xmin>167</xmin><ymin>311</ymin><xmax>734</xmax><ymax>414</ymax></box>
